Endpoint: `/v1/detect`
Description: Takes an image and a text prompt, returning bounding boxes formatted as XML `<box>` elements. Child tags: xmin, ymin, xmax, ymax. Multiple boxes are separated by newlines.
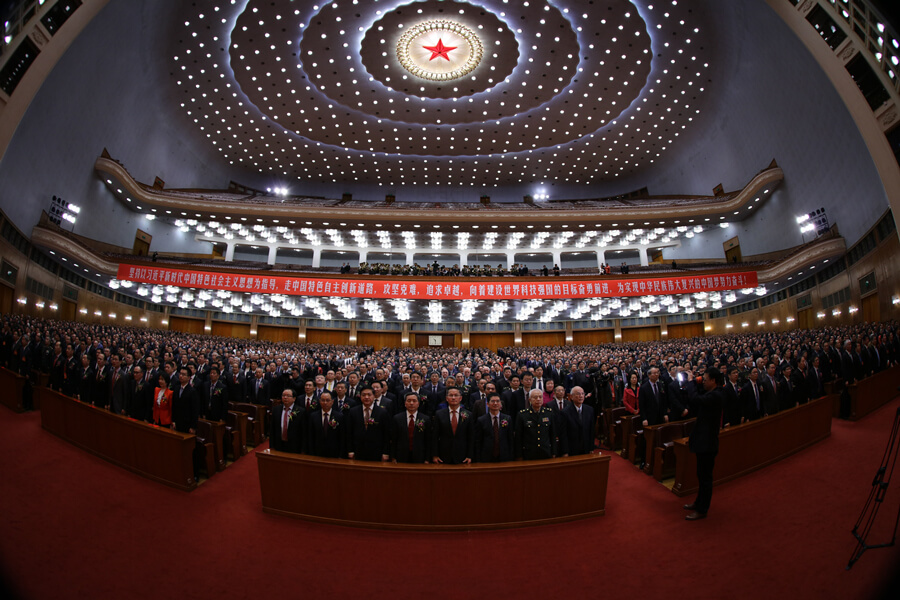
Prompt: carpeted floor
<box><xmin>1</xmin><ymin>396</ymin><xmax>899</xmax><ymax>599</ymax></box>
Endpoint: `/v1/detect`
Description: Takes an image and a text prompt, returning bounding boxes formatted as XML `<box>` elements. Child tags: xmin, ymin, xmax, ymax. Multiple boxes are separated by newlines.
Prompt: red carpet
<box><xmin>2</xmin><ymin>397</ymin><xmax>899</xmax><ymax>599</ymax></box>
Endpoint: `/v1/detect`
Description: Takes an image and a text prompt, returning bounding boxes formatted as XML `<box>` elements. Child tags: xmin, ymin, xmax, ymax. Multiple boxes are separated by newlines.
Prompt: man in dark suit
<box><xmin>125</xmin><ymin>365</ymin><xmax>150</xmax><ymax>421</ymax></box>
<box><xmin>347</xmin><ymin>388</ymin><xmax>391</xmax><ymax>461</ymax></box>
<box><xmin>808</xmin><ymin>355</ymin><xmax>825</xmax><ymax>400</ymax></box>
<box><xmin>108</xmin><ymin>355</ymin><xmax>128</xmax><ymax>415</ymax></box>
<box><xmin>684</xmin><ymin>367</ymin><xmax>725</xmax><ymax>521</ymax></box>
<box><xmin>392</xmin><ymin>393</ymin><xmax>431</xmax><ymax>463</ymax></box>
<box><xmin>172</xmin><ymin>367</ymin><xmax>200</xmax><ymax>434</ymax></box>
<box><xmin>424</xmin><ymin>371</ymin><xmax>446</xmax><ymax>414</ymax></box>
<box><xmin>760</xmin><ymin>363</ymin><xmax>779</xmax><ymax>416</ymax></box>
<box><xmin>91</xmin><ymin>353</ymin><xmax>110</xmax><ymax>408</ymax></box>
<box><xmin>270</xmin><ymin>388</ymin><xmax>304</xmax><ymax>454</ymax></box>
<box><xmin>432</xmin><ymin>388</ymin><xmax>475</xmax><ymax>464</ymax></box>
<box><xmin>226</xmin><ymin>367</ymin><xmax>246</xmax><ymax>404</ymax></box>
<box><xmin>371</xmin><ymin>380</ymin><xmax>394</xmax><ymax>414</ymax></box>
<box><xmin>77</xmin><ymin>354</ymin><xmax>94</xmax><ymax>403</ymax></box>
<box><xmin>502</xmin><ymin>375</ymin><xmax>526</xmax><ymax>425</ymax></box>
<box><xmin>307</xmin><ymin>391</ymin><xmax>344</xmax><ymax>458</ymax></box>
<box><xmin>248</xmin><ymin>368</ymin><xmax>270</xmax><ymax>406</ymax></box>
<box><xmin>639</xmin><ymin>367</ymin><xmax>668</xmax><ymax>428</ymax></box>
<box><xmin>561</xmin><ymin>386</ymin><xmax>595</xmax><ymax>456</ymax></box>
<box><xmin>722</xmin><ymin>367</ymin><xmax>742</xmax><ymax>427</ymax></box>
<box><xmin>474</xmin><ymin>394</ymin><xmax>514</xmax><ymax>462</ymax></box>
<box><xmin>202</xmin><ymin>366</ymin><xmax>228</xmax><ymax>421</ymax></box>
<box><xmin>740</xmin><ymin>367</ymin><xmax>764</xmax><ymax>422</ymax></box>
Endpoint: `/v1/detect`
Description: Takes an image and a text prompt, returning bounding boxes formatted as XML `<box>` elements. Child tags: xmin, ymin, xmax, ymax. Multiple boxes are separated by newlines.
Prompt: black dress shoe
<box><xmin>683</xmin><ymin>503</ymin><xmax>695</xmax><ymax>510</ymax></box>
<box><xmin>685</xmin><ymin>511</ymin><xmax>707</xmax><ymax>521</ymax></box>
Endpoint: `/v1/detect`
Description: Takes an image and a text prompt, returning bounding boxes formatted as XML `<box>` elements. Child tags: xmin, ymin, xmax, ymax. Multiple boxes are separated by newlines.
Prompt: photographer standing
<box><xmin>683</xmin><ymin>366</ymin><xmax>724</xmax><ymax>521</ymax></box>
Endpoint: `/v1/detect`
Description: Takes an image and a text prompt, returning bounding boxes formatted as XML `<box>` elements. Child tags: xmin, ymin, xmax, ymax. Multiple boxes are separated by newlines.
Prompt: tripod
<box><xmin>847</xmin><ymin>405</ymin><xmax>900</xmax><ymax>570</ymax></box>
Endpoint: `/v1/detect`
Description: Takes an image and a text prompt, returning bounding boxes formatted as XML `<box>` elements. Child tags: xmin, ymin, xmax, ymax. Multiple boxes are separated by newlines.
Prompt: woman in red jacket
<box><xmin>152</xmin><ymin>374</ymin><xmax>174</xmax><ymax>427</ymax></box>
<box><xmin>623</xmin><ymin>372</ymin><xmax>641</xmax><ymax>414</ymax></box>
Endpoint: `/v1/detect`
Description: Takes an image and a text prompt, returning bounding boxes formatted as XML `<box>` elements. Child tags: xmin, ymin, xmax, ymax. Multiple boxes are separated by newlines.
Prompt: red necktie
<box><xmin>451</xmin><ymin>410</ymin><xmax>458</xmax><ymax>435</ymax></box>
<box><xmin>281</xmin><ymin>409</ymin><xmax>289</xmax><ymax>442</ymax></box>
<box><xmin>492</xmin><ymin>416</ymin><xmax>500</xmax><ymax>458</ymax></box>
<box><xmin>408</xmin><ymin>414</ymin><xmax>415</xmax><ymax>451</ymax></box>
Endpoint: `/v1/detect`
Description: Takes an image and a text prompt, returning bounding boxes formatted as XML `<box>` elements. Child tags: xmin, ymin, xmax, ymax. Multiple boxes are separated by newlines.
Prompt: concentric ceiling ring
<box><xmin>173</xmin><ymin>0</ymin><xmax>712</xmax><ymax>185</ymax></box>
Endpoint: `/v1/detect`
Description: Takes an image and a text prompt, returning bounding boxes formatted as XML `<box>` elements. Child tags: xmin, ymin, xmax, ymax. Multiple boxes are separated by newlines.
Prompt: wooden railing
<box><xmin>670</xmin><ymin>395</ymin><xmax>833</xmax><ymax>497</ymax></box>
<box><xmin>842</xmin><ymin>365</ymin><xmax>900</xmax><ymax>421</ymax></box>
<box><xmin>257</xmin><ymin>450</ymin><xmax>610</xmax><ymax>530</ymax></box>
<box><xmin>38</xmin><ymin>386</ymin><xmax>198</xmax><ymax>491</ymax></box>
<box><xmin>0</xmin><ymin>367</ymin><xmax>27</xmax><ymax>412</ymax></box>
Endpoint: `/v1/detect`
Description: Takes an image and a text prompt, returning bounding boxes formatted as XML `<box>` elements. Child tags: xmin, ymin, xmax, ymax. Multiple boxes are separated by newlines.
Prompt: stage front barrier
<box><xmin>257</xmin><ymin>451</ymin><xmax>610</xmax><ymax>530</ymax></box>
<box><xmin>38</xmin><ymin>386</ymin><xmax>198</xmax><ymax>491</ymax></box>
<box><xmin>844</xmin><ymin>365</ymin><xmax>900</xmax><ymax>421</ymax></box>
<box><xmin>0</xmin><ymin>367</ymin><xmax>27</xmax><ymax>412</ymax></box>
<box><xmin>671</xmin><ymin>394</ymin><xmax>833</xmax><ymax>497</ymax></box>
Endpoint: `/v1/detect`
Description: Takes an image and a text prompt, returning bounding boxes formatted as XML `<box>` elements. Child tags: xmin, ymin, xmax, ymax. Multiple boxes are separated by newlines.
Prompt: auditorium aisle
<box><xmin>1</xmin><ymin>398</ymin><xmax>899</xmax><ymax>599</ymax></box>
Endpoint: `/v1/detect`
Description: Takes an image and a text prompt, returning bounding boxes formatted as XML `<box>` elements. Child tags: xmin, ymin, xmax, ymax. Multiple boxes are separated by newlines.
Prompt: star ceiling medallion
<box><xmin>397</xmin><ymin>20</ymin><xmax>483</xmax><ymax>82</ymax></box>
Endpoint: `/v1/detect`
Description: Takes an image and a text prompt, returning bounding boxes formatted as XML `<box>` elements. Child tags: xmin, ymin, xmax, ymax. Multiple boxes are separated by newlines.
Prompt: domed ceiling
<box><xmin>171</xmin><ymin>0</ymin><xmax>716</xmax><ymax>188</ymax></box>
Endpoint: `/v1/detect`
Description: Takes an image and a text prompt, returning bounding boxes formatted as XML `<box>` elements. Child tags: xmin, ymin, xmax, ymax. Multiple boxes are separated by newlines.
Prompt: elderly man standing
<box><xmin>684</xmin><ymin>367</ymin><xmax>724</xmax><ymax>521</ymax></box>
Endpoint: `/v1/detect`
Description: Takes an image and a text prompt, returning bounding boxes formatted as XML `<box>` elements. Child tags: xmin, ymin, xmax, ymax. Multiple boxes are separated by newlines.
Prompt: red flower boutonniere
<box><xmin>329</xmin><ymin>419</ymin><xmax>339</xmax><ymax>429</ymax></box>
<box><xmin>288</xmin><ymin>410</ymin><xmax>300</xmax><ymax>422</ymax></box>
<box><xmin>460</xmin><ymin>412</ymin><xmax>469</xmax><ymax>422</ymax></box>
<box><xmin>365</xmin><ymin>417</ymin><xmax>376</xmax><ymax>426</ymax></box>
<box><xmin>500</xmin><ymin>419</ymin><xmax>509</xmax><ymax>428</ymax></box>
<box><xmin>416</xmin><ymin>420</ymin><xmax>426</xmax><ymax>432</ymax></box>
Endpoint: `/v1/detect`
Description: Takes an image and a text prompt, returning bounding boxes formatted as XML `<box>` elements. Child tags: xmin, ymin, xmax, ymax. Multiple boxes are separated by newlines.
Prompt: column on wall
<box><xmin>204</xmin><ymin>310</ymin><xmax>212</xmax><ymax>334</ymax></box>
<box><xmin>357</xmin><ymin>250</ymin><xmax>367</xmax><ymax>266</ymax></box>
<box><xmin>405</xmin><ymin>251</ymin><xmax>415</xmax><ymax>266</ymax></box>
<box><xmin>298</xmin><ymin>318</ymin><xmax>307</xmax><ymax>342</ymax></box>
<box><xmin>349</xmin><ymin>320</ymin><xmax>358</xmax><ymax>345</ymax></box>
<box><xmin>250</xmin><ymin>315</ymin><xmax>259</xmax><ymax>338</ymax></box>
<box><xmin>459</xmin><ymin>253</ymin><xmax>468</xmax><ymax>267</ymax></box>
<box><xmin>401</xmin><ymin>323</ymin><xmax>410</xmax><ymax>347</ymax></box>
<box><xmin>506</xmin><ymin>253</ymin><xmax>515</xmax><ymax>269</ymax></box>
<box><xmin>639</xmin><ymin>247</ymin><xmax>649</xmax><ymax>267</ymax></box>
<box><xmin>311</xmin><ymin>248</ymin><xmax>321</xmax><ymax>268</ymax></box>
<box><xmin>614</xmin><ymin>319</ymin><xmax>622</xmax><ymax>342</ymax></box>
<box><xmin>461</xmin><ymin>323</ymin><xmax>470</xmax><ymax>348</ymax></box>
<box><xmin>225</xmin><ymin>243</ymin><xmax>235</xmax><ymax>262</ymax></box>
<box><xmin>660</xmin><ymin>316</ymin><xmax>668</xmax><ymax>339</ymax></box>
<box><xmin>514</xmin><ymin>322</ymin><xmax>522</xmax><ymax>347</ymax></box>
<box><xmin>267</xmin><ymin>245</ymin><xmax>278</xmax><ymax>266</ymax></box>
<box><xmin>597</xmin><ymin>249</ymin><xmax>606</xmax><ymax>269</ymax></box>
<box><xmin>551</xmin><ymin>251</ymin><xmax>561</xmax><ymax>268</ymax></box>
<box><xmin>565</xmin><ymin>321</ymin><xmax>573</xmax><ymax>345</ymax></box>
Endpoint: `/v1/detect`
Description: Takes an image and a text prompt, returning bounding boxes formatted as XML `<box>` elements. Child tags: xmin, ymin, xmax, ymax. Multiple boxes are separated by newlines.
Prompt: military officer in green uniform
<box><xmin>515</xmin><ymin>389</ymin><xmax>559</xmax><ymax>460</ymax></box>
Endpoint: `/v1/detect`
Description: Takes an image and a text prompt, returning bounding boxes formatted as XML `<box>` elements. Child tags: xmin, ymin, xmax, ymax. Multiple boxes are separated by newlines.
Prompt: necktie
<box><xmin>536</xmin><ymin>380</ymin><xmax>542</xmax><ymax>391</ymax></box>
<box><xmin>559</xmin><ymin>401</ymin><xmax>564</xmax><ymax>411</ymax></box>
<box><xmin>754</xmin><ymin>383</ymin><xmax>760</xmax><ymax>411</ymax></box>
<box><xmin>281</xmin><ymin>409</ymin><xmax>289</xmax><ymax>441</ymax></box>
<box><xmin>451</xmin><ymin>410</ymin><xmax>458</xmax><ymax>435</ymax></box>
<box><xmin>492</xmin><ymin>416</ymin><xmax>500</xmax><ymax>458</ymax></box>
<box><xmin>408</xmin><ymin>414</ymin><xmax>415</xmax><ymax>451</ymax></box>
<box><xmin>323</xmin><ymin>412</ymin><xmax>329</xmax><ymax>434</ymax></box>
<box><xmin>652</xmin><ymin>382</ymin><xmax>658</xmax><ymax>398</ymax></box>
<box><xmin>578</xmin><ymin>407</ymin><xmax>582</xmax><ymax>423</ymax></box>
<box><xmin>365</xmin><ymin>407</ymin><xmax>371</xmax><ymax>429</ymax></box>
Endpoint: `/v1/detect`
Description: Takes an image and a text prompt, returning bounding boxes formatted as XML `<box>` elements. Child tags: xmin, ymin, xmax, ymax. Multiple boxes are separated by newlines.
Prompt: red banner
<box><xmin>116</xmin><ymin>264</ymin><xmax>758</xmax><ymax>301</ymax></box>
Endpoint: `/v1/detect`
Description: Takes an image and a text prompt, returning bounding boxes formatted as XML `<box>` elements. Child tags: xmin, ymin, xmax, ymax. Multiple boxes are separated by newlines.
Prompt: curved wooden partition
<box><xmin>38</xmin><ymin>387</ymin><xmax>198</xmax><ymax>491</ymax></box>
<box><xmin>0</xmin><ymin>367</ymin><xmax>27</xmax><ymax>412</ymax></box>
<box><xmin>843</xmin><ymin>365</ymin><xmax>900</xmax><ymax>421</ymax></box>
<box><xmin>257</xmin><ymin>451</ymin><xmax>610</xmax><ymax>530</ymax></box>
<box><xmin>671</xmin><ymin>394</ymin><xmax>833</xmax><ymax>497</ymax></box>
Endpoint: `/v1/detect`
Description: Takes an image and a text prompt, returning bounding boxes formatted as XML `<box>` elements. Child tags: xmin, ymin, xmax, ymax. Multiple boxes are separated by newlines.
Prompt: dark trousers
<box><xmin>694</xmin><ymin>451</ymin><xmax>717</xmax><ymax>514</ymax></box>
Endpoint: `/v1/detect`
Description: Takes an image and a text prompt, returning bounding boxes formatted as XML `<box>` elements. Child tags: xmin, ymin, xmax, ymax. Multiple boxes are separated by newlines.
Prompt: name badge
<box><xmin>542</xmin><ymin>417</ymin><xmax>550</xmax><ymax>423</ymax></box>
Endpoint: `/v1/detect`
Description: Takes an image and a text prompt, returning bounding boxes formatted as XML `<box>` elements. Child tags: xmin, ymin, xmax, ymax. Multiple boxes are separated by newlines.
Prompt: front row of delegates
<box><xmin>270</xmin><ymin>385</ymin><xmax>597</xmax><ymax>462</ymax></box>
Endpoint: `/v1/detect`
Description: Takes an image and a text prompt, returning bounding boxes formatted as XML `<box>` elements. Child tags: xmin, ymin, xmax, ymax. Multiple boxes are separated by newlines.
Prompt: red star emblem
<box><xmin>422</xmin><ymin>38</ymin><xmax>457</xmax><ymax>62</ymax></box>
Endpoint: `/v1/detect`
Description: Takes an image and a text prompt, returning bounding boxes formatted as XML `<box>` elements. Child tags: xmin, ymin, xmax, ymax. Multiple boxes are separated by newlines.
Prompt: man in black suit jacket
<box><xmin>392</xmin><ymin>393</ymin><xmax>431</xmax><ymax>463</ymax></box>
<box><xmin>561</xmin><ymin>386</ymin><xmax>595</xmax><ymax>456</ymax></box>
<box><xmin>760</xmin><ymin>363</ymin><xmax>779</xmax><ymax>416</ymax></box>
<box><xmin>347</xmin><ymin>388</ymin><xmax>391</xmax><ymax>461</ymax></box>
<box><xmin>202</xmin><ymin>366</ymin><xmax>229</xmax><ymax>421</ymax></box>
<box><xmin>639</xmin><ymin>367</ymin><xmax>668</xmax><ymax>427</ymax></box>
<box><xmin>91</xmin><ymin>354</ymin><xmax>110</xmax><ymax>408</ymax></box>
<box><xmin>270</xmin><ymin>388</ymin><xmax>304</xmax><ymax>454</ymax></box>
<box><xmin>424</xmin><ymin>371</ymin><xmax>446</xmax><ymax>413</ymax></box>
<box><xmin>432</xmin><ymin>388</ymin><xmax>475</xmax><ymax>464</ymax></box>
<box><xmin>108</xmin><ymin>355</ymin><xmax>128</xmax><ymax>415</ymax></box>
<box><xmin>371</xmin><ymin>381</ymin><xmax>394</xmax><ymax>414</ymax></box>
<box><xmin>248</xmin><ymin>368</ymin><xmax>270</xmax><ymax>406</ymax></box>
<box><xmin>501</xmin><ymin>375</ymin><xmax>526</xmax><ymax>424</ymax></box>
<box><xmin>474</xmin><ymin>394</ymin><xmax>514</xmax><ymax>462</ymax></box>
<box><xmin>77</xmin><ymin>354</ymin><xmax>94</xmax><ymax>403</ymax></box>
<box><xmin>722</xmin><ymin>367</ymin><xmax>742</xmax><ymax>427</ymax></box>
<box><xmin>125</xmin><ymin>365</ymin><xmax>151</xmax><ymax>421</ymax></box>
<box><xmin>740</xmin><ymin>367</ymin><xmax>765</xmax><ymax>422</ymax></box>
<box><xmin>307</xmin><ymin>392</ymin><xmax>344</xmax><ymax>458</ymax></box>
<box><xmin>684</xmin><ymin>367</ymin><xmax>724</xmax><ymax>521</ymax></box>
<box><xmin>172</xmin><ymin>367</ymin><xmax>200</xmax><ymax>434</ymax></box>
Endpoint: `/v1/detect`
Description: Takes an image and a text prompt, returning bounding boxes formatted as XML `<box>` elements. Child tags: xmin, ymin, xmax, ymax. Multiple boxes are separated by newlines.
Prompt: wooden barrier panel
<box><xmin>38</xmin><ymin>386</ymin><xmax>198</xmax><ymax>491</ymax></box>
<box><xmin>0</xmin><ymin>367</ymin><xmax>26</xmax><ymax>412</ymax></box>
<box><xmin>846</xmin><ymin>365</ymin><xmax>900</xmax><ymax>421</ymax></box>
<box><xmin>671</xmin><ymin>395</ymin><xmax>833</xmax><ymax>497</ymax></box>
<box><xmin>257</xmin><ymin>451</ymin><xmax>610</xmax><ymax>530</ymax></box>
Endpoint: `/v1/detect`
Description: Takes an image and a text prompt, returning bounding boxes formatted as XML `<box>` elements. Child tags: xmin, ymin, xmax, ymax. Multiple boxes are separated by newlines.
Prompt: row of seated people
<box><xmin>270</xmin><ymin>385</ymin><xmax>596</xmax><ymax>462</ymax></box>
<box><xmin>355</xmin><ymin>262</ymin><xmax>560</xmax><ymax>277</ymax></box>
